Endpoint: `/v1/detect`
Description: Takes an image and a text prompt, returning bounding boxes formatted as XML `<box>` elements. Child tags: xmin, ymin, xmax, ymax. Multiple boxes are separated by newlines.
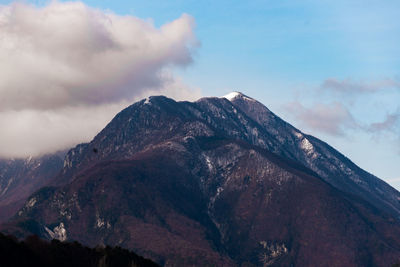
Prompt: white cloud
<box><xmin>0</xmin><ymin>102</ymin><xmax>127</xmax><ymax>158</ymax></box>
<box><xmin>0</xmin><ymin>75</ymin><xmax>202</xmax><ymax>158</ymax></box>
<box><xmin>0</xmin><ymin>1</ymin><xmax>198</xmax><ymax>110</ymax></box>
<box><xmin>0</xmin><ymin>1</ymin><xmax>201</xmax><ymax>158</ymax></box>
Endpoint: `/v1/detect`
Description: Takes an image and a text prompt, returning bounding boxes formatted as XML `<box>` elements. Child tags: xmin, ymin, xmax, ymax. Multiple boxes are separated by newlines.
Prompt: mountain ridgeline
<box><xmin>2</xmin><ymin>92</ymin><xmax>400</xmax><ymax>266</ymax></box>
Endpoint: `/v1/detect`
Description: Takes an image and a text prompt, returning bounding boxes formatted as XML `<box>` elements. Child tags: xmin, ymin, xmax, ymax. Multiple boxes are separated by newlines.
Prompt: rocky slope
<box><xmin>2</xmin><ymin>93</ymin><xmax>400</xmax><ymax>266</ymax></box>
<box><xmin>227</xmin><ymin>92</ymin><xmax>400</xmax><ymax>219</ymax></box>
<box><xmin>0</xmin><ymin>153</ymin><xmax>64</xmax><ymax>223</ymax></box>
<box><xmin>59</xmin><ymin>92</ymin><xmax>400</xmax><ymax>218</ymax></box>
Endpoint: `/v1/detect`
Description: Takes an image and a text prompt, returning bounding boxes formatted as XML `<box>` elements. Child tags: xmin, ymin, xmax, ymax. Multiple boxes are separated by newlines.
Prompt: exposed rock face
<box><xmin>44</xmin><ymin>222</ymin><xmax>67</xmax><ymax>242</ymax></box>
<box><xmin>2</xmin><ymin>93</ymin><xmax>400</xmax><ymax>266</ymax></box>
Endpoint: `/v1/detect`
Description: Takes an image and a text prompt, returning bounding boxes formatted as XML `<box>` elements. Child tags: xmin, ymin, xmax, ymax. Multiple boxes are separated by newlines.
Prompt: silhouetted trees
<box><xmin>0</xmin><ymin>233</ymin><xmax>159</xmax><ymax>267</ymax></box>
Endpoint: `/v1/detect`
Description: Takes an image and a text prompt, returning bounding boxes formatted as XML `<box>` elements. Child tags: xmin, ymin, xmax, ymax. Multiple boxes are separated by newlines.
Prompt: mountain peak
<box><xmin>222</xmin><ymin>91</ymin><xmax>254</xmax><ymax>101</ymax></box>
<box><xmin>5</xmin><ymin>91</ymin><xmax>400</xmax><ymax>266</ymax></box>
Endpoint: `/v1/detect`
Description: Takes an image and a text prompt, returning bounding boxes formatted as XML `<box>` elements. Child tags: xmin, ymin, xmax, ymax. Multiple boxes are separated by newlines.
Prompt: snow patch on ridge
<box><xmin>300</xmin><ymin>138</ymin><xmax>314</xmax><ymax>154</ymax></box>
<box><xmin>293</xmin><ymin>131</ymin><xmax>317</xmax><ymax>158</ymax></box>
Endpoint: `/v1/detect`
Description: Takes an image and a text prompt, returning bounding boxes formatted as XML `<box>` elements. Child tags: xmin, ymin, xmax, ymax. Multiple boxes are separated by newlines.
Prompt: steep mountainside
<box><xmin>59</xmin><ymin>93</ymin><xmax>400</xmax><ymax>218</ymax></box>
<box><xmin>227</xmin><ymin>92</ymin><xmax>400</xmax><ymax>219</ymax></box>
<box><xmin>2</xmin><ymin>93</ymin><xmax>400</xmax><ymax>266</ymax></box>
<box><xmin>0</xmin><ymin>153</ymin><xmax>64</xmax><ymax>223</ymax></box>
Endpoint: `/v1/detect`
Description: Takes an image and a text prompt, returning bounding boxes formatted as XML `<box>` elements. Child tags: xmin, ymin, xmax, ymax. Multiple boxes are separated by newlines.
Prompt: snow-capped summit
<box><xmin>222</xmin><ymin>91</ymin><xmax>254</xmax><ymax>101</ymax></box>
<box><xmin>6</xmin><ymin>92</ymin><xmax>400</xmax><ymax>266</ymax></box>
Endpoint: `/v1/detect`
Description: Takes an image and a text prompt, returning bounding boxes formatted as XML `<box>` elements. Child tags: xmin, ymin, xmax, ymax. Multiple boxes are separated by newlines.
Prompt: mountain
<box><xmin>59</xmin><ymin>92</ymin><xmax>400</xmax><ymax>218</ymax></box>
<box><xmin>2</xmin><ymin>92</ymin><xmax>400</xmax><ymax>266</ymax></box>
<box><xmin>0</xmin><ymin>153</ymin><xmax>65</xmax><ymax>223</ymax></box>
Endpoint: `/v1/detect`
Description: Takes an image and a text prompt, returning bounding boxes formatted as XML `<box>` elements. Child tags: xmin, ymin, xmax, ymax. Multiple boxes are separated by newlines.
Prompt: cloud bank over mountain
<box><xmin>0</xmin><ymin>1</ymin><xmax>201</xmax><ymax>157</ymax></box>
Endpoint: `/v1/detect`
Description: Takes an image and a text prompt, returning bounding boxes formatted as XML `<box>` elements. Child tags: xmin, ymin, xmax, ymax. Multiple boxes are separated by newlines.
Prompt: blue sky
<box><xmin>1</xmin><ymin>0</ymin><xmax>400</xmax><ymax>188</ymax></box>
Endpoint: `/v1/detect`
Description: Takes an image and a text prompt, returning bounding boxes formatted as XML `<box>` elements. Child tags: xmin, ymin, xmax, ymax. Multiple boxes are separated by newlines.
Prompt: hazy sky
<box><xmin>0</xmin><ymin>1</ymin><xmax>399</xmax><ymax>189</ymax></box>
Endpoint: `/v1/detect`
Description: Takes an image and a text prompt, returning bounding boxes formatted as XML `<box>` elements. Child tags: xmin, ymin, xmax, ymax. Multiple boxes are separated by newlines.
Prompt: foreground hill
<box><xmin>0</xmin><ymin>233</ymin><xmax>159</xmax><ymax>267</ymax></box>
<box><xmin>2</xmin><ymin>93</ymin><xmax>400</xmax><ymax>266</ymax></box>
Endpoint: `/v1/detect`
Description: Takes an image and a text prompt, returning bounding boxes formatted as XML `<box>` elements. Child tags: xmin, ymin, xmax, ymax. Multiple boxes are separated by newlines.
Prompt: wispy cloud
<box><xmin>385</xmin><ymin>177</ymin><xmax>400</xmax><ymax>184</ymax></box>
<box><xmin>321</xmin><ymin>78</ymin><xmax>400</xmax><ymax>94</ymax></box>
<box><xmin>366</xmin><ymin>111</ymin><xmax>400</xmax><ymax>155</ymax></box>
<box><xmin>0</xmin><ymin>1</ymin><xmax>201</xmax><ymax>158</ymax></box>
<box><xmin>284</xmin><ymin>78</ymin><xmax>400</xmax><ymax>142</ymax></box>
<box><xmin>368</xmin><ymin>111</ymin><xmax>400</xmax><ymax>133</ymax></box>
<box><xmin>283</xmin><ymin>101</ymin><xmax>358</xmax><ymax>136</ymax></box>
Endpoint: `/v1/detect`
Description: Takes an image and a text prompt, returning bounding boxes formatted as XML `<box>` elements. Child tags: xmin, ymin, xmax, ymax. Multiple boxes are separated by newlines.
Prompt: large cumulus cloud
<box><xmin>0</xmin><ymin>1</ymin><xmax>201</xmax><ymax>158</ymax></box>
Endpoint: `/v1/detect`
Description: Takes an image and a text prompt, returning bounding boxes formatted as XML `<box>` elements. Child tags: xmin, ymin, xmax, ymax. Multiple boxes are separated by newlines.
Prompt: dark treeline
<box><xmin>0</xmin><ymin>232</ymin><xmax>159</xmax><ymax>267</ymax></box>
